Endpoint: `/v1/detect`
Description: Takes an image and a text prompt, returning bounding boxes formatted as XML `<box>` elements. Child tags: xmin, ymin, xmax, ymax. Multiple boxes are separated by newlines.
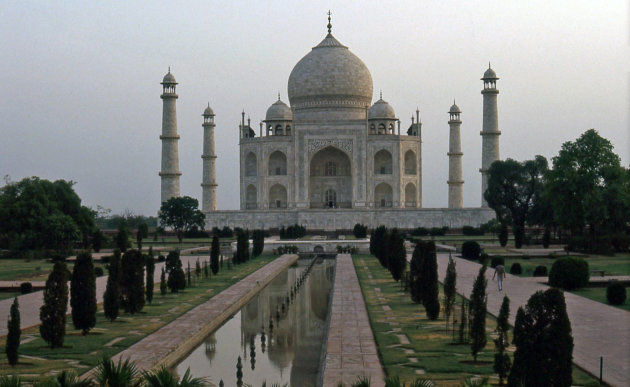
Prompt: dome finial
<box><xmin>379</xmin><ymin>90</ymin><xmax>382</xmax><ymax>99</ymax></box>
<box><xmin>168</xmin><ymin>66</ymin><xmax>171</xmax><ymax>73</ymax></box>
<box><xmin>327</xmin><ymin>10</ymin><xmax>332</xmax><ymax>34</ymax></box>
<box><xmin>488</xmin><ymin>61</ymin><xmax>491</xmax><ymax>69</ymax></box>
<box><xmin>278</xmin><ymin>92</ymin><xmax>281</xmax><ymax>101</ymax></box>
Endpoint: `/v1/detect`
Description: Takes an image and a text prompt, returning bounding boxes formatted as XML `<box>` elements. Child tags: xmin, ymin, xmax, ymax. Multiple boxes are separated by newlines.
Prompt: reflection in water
<box><xmin>175</xmin><ymin>258</ymin><xmax>335</xmax><ymax>386</ymax></box>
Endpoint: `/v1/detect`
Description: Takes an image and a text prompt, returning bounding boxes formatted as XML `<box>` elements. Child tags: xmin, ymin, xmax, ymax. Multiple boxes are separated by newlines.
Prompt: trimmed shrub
<box><xmin>490</xmin><ymin>256</ymin><xmax>505</xmax><ymax>268</ymax></box>
<box><xmin>510</xmin><ymin>263</ymin><xmax>522</xmax><ymax>275</ymax></box>
<box><xmin>606</xmin><ymin>282</ymin><xmax>626</xmax><ymax>305</ymax></box>
<box><xmin>462</xmin><ymin>226</ymin><xmax>484</xmax><ymax>236</ymax></box>
<box><xmin>353</xmin><ymin>223</ymin><xmax>368</xmax><ymax>238</ymax></box>
<box><xmin>19</xmin><ymin>282</ymin><xmax>33</xmax><ymax>294</ymax></box>
<box><xmin>461</xmin><ymin>241</ymin><xmax>481</xmax><ymax>261</ymax></box>
<box><xmin>429</xmin><ymin>227</ymin><xmax>448</xmax><ymax>236</ymax></box>
<box><xmin>549</xmin><ymin>257</ymin><xmax>590</xmax><ymax>290</ymax></box>
<box><xmin>411</xmin><ymin>227</ymin><xmax>429</xmax><ymax>236</ymax></box>
<box><xmin>533</xmin><ymin>265</ymin><xmax>548</xmax><ymax>277</ymax></box>
<box><xmin>479</xmin><ymin>253</ymin><xmax>490</xmax><ymax>266</ymax></box>
<box><xmin>94</xmin><ymin>267</ymin><xmax>104</xmax><ymax>277</ymax></box>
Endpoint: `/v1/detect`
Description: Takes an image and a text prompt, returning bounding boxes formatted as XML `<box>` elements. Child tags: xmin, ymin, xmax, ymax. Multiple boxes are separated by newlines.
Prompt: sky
<box><xmin>1</xmin><ymin>1</ymin><xmax>628</xmax><ymax>216</ymax></box>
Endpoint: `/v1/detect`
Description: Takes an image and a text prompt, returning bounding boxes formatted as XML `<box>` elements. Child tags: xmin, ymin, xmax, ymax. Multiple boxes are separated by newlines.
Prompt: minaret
<box><xmin>416</xmin><ymin>108</ymin><xmax>423</xmax><ymax>208</ymax></box>
<box><xmin>159</xmin><ymin>68</ymin><xmax>181</xmax><ymax>204</ymax></box>
<box><xmin>201</xmin><ymin>104</ymin><xmax>218</xmax><ymax>212</ymax></box>
<box><xmin>480</xmin><ymin>63</ymin><xmax>500</xmax><ymax>207</ymax></box>
<box><xmin>447</xmin><ymin>101</ymin><xmax>464</xmax><ymax>208</ymax></box>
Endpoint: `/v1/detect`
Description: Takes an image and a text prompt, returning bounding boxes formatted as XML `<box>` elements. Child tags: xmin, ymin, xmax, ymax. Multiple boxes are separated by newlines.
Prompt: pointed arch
<box><xmin>245</xmin><ymin>152</ymin><xmax>257</xmax><ymax>176</ymax></box>
<box><xmin>374</xmin><ymin>182</ymin><xmax>393</xmax><ymax>208</ymax></box>
<box><xmin>246</xmin><ymin>184</ymin><xmax>257</xmax><ymax>209</ymax></box>
<box><xmin>269</xmin><ymin>184</ymin><xmax>287</xmax><ymax>208</ymax></box>
<box><xmin>374</xmin><ymin>149</ymin><xmax>393</xmax><ymax>175</ymax></box>
<box><xmin>268</xmin><ymin>151</ymin><xmax>287</xmax><ymax>176</ymax></box>
<box><xmin>405</xmin><ymin>182</ymin><xmax>417</xmax><ymax>207</ymax></box>
<box><xmin>404</xmin><ymin>150</ymin><xmax>417</xmax><ymax>175</ymax></box>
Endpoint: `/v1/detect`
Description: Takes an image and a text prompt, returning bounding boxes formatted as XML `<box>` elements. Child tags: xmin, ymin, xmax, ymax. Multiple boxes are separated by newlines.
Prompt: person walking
<box><xmin>493</xmin><ymin>264</ymin><xmax>506</xmax><ymax>291</ymax></box>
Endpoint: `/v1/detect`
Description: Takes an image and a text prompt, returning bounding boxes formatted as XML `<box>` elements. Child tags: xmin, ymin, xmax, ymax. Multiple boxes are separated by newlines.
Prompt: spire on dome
<box><xmin>327</xmin><ymin>10</ymin><xmax>332</xmax><ymax>34</ymax></box>
<box><xmin>379</xmin><ymin>90</ymin><xmax>382</xmax><ymax>99</ymax></box>
<box><xmin>278</xmin><ymin>92</ymin><xmax>281</xmax><ymax>101</ymax></box>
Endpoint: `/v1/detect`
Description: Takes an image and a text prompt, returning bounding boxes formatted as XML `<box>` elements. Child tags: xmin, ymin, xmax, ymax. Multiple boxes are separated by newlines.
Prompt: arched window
<box><xmin>374</xmin><ymin>150</ymin><xmax>393</xmax><ymax>175</ymax></box>
<box><xmin>286</xmin><ymin>125</ymin><xmax>291</xmax><ymax>135</ymax></box>
<box><xmin>268</xmin><ymin>151</ymin><xmax>287</xmax><ymax>176</ymax></box>
<box><xmin>269</xmin><ymin>184</ymin><xmax>287</xmax><ymax>208</ymax></box>
<box><xmin>388</xmin><ymin>123</ymin><xmax>394</xmax><ymax>134</ymax></box>
<box><xmin>275</xmin><ymin>125</ymin><xmax>283</xmax><ymax>136</ymax></box>
<box><xmin>404</xmin><ymin>150</ymin><xmax>417</xmax><ymax>175</ymax></box>
<box><xmin>245</xmin><ymin>153</ymin><xmax>257</xmax><ymax>176</ymax></box>
<box><xmin>325</xmin><ymin>161</ymin><xmax>337</xmax><ymax>176</ymax></box>
<box><xmin>369</xmin><ymin>124</ymin><xmax>376</xmax><ymax>135</ymax></box>
<box><xmin>325</xmin><ymin>189</ymin><xmax>337</xmax><ymax>208</ymax></box>
<box><xmin>378</xmin><ymin>123</ymin><xmax>386</xmax><ymax>135</ymax></box>
<box><xmin>374</xmin><ymin>183</ymin><xmax>393</xmax><ymax>208</ymax></box>
<box><xmin>267</xmin><ymin>125</ymin><xmax>273</xmax><ymax>136</ymax></box>
<box><xmin>405</xmin><ymin>183</ymin><xmax>416</xmax><ymax>207</ymax></box>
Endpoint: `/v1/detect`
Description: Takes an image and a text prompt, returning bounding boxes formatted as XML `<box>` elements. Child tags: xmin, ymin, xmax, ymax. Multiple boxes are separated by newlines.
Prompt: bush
<box><xmin>429</xmin><ymin>227</ymin><xmax>448</xmax><ymax>236</ymax></box>
<box><xmin>499</xmin><ymin>223</ymin><xmax>508</xmax><ymax>247</ymax></box>
<box><xmin>336</xmin><ymin>245</ymin><xmax>358</xmax><ymax>254</ymax></box>
<box><xmin>461</xmin><ymin>241</ymin><xmax>481</xmax><ymax>261</ymax></box>
<box><xmin>606</xmin><ymin>282</ymin><xmax>626</xmax><ymax>305</ymax></box>
<box><xmin>490</xmin><ymin>256</ymin><xmax>505</xmax><ymax>268</ymax></box>
<box><xmin>533</xmin><ymin>265</ymin><xmax>548</xmax><ymax>277</ymax></box>
<box><xmin>462</xmin><ymin>226</ymin><xmax>484</xmax><ymax>236</ymax></box>
<box><xmin>276</xmin><ymin>245</ymin><xmax>299</xmax><ymax>255</ymax></box>
<box><xmin>410</xmin><ymin>227</ymin><xmax>429</xmax><ymax>236</ymax></box>
<box><xmin>280</xmin><ymin>224</ymin><xmax>307</xmax><ymax>239</ymax></box>
<box><xmin>20</xmin><ymin>282</ymin><xmax>33</xmax><ymax>294</ymax></box>
<box><xmin>510</xmin><ymin>263</ymin><xmax>522</xmax><ymax>275</ymax></box>
<box><xmin>549</xmin><ymin>257</ymin><xmax>589</xmax><ymax>290</ymax></box>
<box><xmin>353</xmin><ymin>224</ymin><xmax>368</xmax><ymax>238</ymax></box>
<box><xmin>94</xmin><ymin>267</ymin><xmax>104</xmax><ymax>277</ymax></box>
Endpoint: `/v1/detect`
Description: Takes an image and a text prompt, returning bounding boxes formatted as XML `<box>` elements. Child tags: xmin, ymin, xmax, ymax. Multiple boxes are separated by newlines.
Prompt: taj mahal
<box><xmin>159</xmin><ymin>17</ymin><xmax>498</xmax><ymax>231</ymax></box>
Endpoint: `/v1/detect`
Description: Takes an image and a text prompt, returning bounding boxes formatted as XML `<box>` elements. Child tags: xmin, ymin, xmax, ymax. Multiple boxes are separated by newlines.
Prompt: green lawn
<box><xmin>0</xmin><ymin>259</ymin><xmax>108</xmax><ymax>282</ymax></box>
<box><xmin>500</xmin><ymin>254</ymin><xmax>630</xmax><ymax>277</ymax></box>
<box><xmin>0</xmin><ymin>292</ymin><xmax>21</xmax><ymax>301</ymax></box>
<box><xmin>570</xmin><ymin>287</ymin><xmax>630</xmax><ymax>312</ymax></box>
<box><xmin>352</xmin><ymin>254</ymin><xmax>599</xmax><ymax>386</ymax></box>
<box><xmin>0</xmin><ymin>255</ymin><xmax>278</xmax><ymax>381</ymax></box>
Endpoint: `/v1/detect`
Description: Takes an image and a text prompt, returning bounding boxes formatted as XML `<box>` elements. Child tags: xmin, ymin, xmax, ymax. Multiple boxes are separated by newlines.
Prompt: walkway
<box><xmin>322</xmin><ymin>254</ymin><xmax>385</xmax><ymax>387</ymax></box>
<box><xmin>82</xmin><ymin>254</ymin><xmax>298</xmax><ymax>375</ymax></box>
<box><xmin>436</xmin><ymin>253</ymin><xmax>630</xmax><ymax>387</ymax></box>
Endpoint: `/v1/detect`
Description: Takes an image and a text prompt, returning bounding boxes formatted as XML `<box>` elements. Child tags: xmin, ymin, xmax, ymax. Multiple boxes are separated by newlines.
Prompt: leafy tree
<box><xmin>160</xmin><ymin>267</ymin><xmax>167</xmax><ymax>296</ymax></box>
<box><xmin>485</xmin><ymin>156</ymin><xmax>548</xmax><ymax>248</ymax></box>
<box><xmin>493</xmin><ymin>295</ymin><xmax>511</xmax><ymax>386</ymax></box>
<box><xmin>40</xmin><ymin>261</ymin><xmax>69</xmax><ymax>348</ymax></box>
<box><xmin>145</xmin><ymin>251</ymin><xmax>155</xmax><ymax>304</ymax></box>
<box><xmin>159</xmin><ymin>196</ymin><xmax>205</xmax><ymax>243</ymax></box>
<box><xmin>252</xmin><ymin>229</ymin><xmax>265</xmax><ymax>257</ymax></box>
<box><xmin>387</xmin><ymin>228</ymin><xmax>406</xmax><ymax>281</ymax></box>
<box><xmin>92</xmin><ymin>229</ymin><xmax>105</xmax><ymax>252</ymax></box>
<box><xmin>70</xmin><ymin>251</ymin><xmax>96</xmax><ymax>335</ymax></box>
<box><xmin>0</xmin><ymin>177</ymin><xmax>96</xmax><ymax>253</ymax></box>
<box><xmin>120</xmin><ymin>250</ymin><xmax>145</xmax><ymax>314</ymax></box>
<box><xmin>166</xmin><ymin>251</ymin><xmax>186</xmax><ymax>293</ymax></box>
<box><xmin>6</xmin><ymin>297</ymin><xmax>20</xmax><ymax>366</ymax></box>
<box><xmin>421</xmin><ymin>241</ymin><xmax>439</xmax><ymax>320</ymax></box>
<box><xmin>136</xmin><ymin>222</ymin><xmax>149</xmax><ymax>251</ymax></box>
<box><xmin>546</xmin><ymin>129</ymin><xmax>629</xmax><ymax>249</ymax></box>
<box><xmin>210</xmin><ymin>235</ymin><xmax>220</xmax><ymax>275</ymax></box>
<box><xmin>509</xmin><ymin>288</ymin><xmax>573</xmax><ymax>387</ymax></box>
<box><xmin>461</xmin><ymin>241</ymin><xmax>481</xmax><ymax>261</ymax></box>
<box><xmin>469</xmin><ymin>265</ymin><xmax>488</xmax><ymax>362</ymax></box>
<box><xmin>103</xmin><ymin>249</ymin><xmax>121</xmax><ymax>321</ymax></box>
<box><xmin>444</xmin><ymin>254</ymin><xmax>457</xmax><ymax>330</ymax></box>
<box><xmin>115</xmin><ymin>219</ymin><xmax>131</xmax><ymax>252</ymax></box>
<box><xmin>498</xmin><ymin>223</ymin><xmax>508</xmax><ymax>247</ymax></box>
<box><xmin>549</xmin><ymin>256</ymin><xmax>589</xmax><ymax>290</ymax></box>
<box><xmin>409</xmin><ymin>242</ymin><xmax>424</xmax><ymax>304</ymax></box>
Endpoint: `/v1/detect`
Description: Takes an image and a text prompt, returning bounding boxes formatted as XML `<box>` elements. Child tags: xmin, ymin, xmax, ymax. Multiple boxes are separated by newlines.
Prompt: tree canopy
<box><xmin>158</xmin><ymin>196</ymin><xmax>205</xmax><ymax>243</ymax></box>
<box><xmin>0</xmin><ymin>177</ymin><xmax>96</xmax><ymax>253</ymax></box>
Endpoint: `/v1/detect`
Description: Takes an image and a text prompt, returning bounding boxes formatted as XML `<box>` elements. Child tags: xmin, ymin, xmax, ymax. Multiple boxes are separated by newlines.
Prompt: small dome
<box><xmin>368</xmin><ymin>97</ymin><xmax>395</xmax><ymax>119</ymax></box>
<box><xmin>265</xmin><ymin>98</ymin><xmax>293</xmax><ymax>121</ymax></box>
<box><xmin>482</xmin><ymin>66</ymin><xmax>498</xmax><ymax>79</ymax></box>
<box><xmin>203</xmin><ymin>104</ymin><xmax>214</xmax><ymax>116</ymax></box>
<box><xmin>162</xmin><ymin>71</ymin><xmax>177</xmax><ymax>84</ymax></box>
<box><xmin>449</xmin><ymin>102</ymin><xmax>461</xmax><ymax>113</ymax></box>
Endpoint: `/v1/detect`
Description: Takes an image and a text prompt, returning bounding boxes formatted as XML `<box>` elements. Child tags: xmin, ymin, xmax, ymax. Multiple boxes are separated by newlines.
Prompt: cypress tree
<box><xmin>103</xmin><ymin>250</ymin><xmax>121</xmax><ymax>321</ymax></box>
<box><xmin>160</xmin><ymin>267</ymin><xmax>167</xmax><ymax>296</ymax></box>
<box><xmin>387</xmin><ymin>228</ymin><xmax>406</xmax><ymax>281</ymax></box>
<box><xmin>409</xmin><ymin>242</ymin><xmax>424</xmax><ymax>304</ymax></box>
<box><xmin>421</xmin><ymin>241</ymin><xmax>439</xmax><ymax>320</ymax></box>
<box><xmin>252</xmin><ymin>229</ymin><xmax>265</xmax><ymax>257</ymax></box>
<box><xmin>470</xmin><ymin>265</ymin><xmax>488</xmax><ymax>362</ymax></box>
<box><xmin>211</xmin><ymin>235</ymin><xmax>220</xmax><ymax>275</ymax></box>
<box><xmin>6</xmin><ymin>297</ymin><xmax>20</xmax><ymax>366</ymax></box>
<box><xmin>203</xmin><ymin>259</ymin><xmax>209</xmax><ymax>279</ymax></box>
<box><xmin>187</xmin><ymin>261</ymin><xmax>192</xmax><ymax>287</ymax></box>
<box><xmin>40</xmin><ymin>261</ymin><xmax>68</xmax><ymax>348</ymax></box>
<box><xmin>70</xmin><ymin>251</ymin><xmax>97</xmax><ymax>335</ymax></box>
<box><xmin>372</xmin><ymin>225</ymin><xmax>388</xmax><ymax>267</ymax></box>
<box><xmin>493</xmin><ymin>295</ymin><xmax>511</xmax><ymax>386</ymax></box>
<box><xmin>458</xmin><ymin>299</ymin><xmax>467</xmax><ymax>344</ymax></box>
<box><xmin>145</xmin><ymin>252</ymin><xmax>155</xmax><ymax>304</ymax></box>
<box><xmin>195</xmin><ymin>258</ymin><xmax>201</xmax><ymax>279</ymax></box>
<box><xmin>166</xmin><ymin>250</ymin><xmax>186</xmax><ymax>292</ymax></box>
<box><xmin>120</xmin><ymin>250</ymin><xmax>145</xmax><ymax>314</ymax></box>
<box><xmin>509</xmin><ymin>288</ymin><xmax>573</xmax><ymax>387</ymax></box>
<box><xmin>444</xmin><ymin>253</ymin><xmax>457</xmax><ymax>330</ymax></box>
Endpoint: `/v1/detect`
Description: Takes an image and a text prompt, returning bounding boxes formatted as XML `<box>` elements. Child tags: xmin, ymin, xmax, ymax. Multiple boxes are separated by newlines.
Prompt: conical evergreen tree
<box><xmin>103</xmin><ymin>250</ymin><xmax>121</xmax><ymax>321</ymax></box>
<box><xmin>493</xmin><ymin>295</ymin><xmax>511</xmax><ymax>386</ymax></box>
<box><xmin>160</xmin><ymin>267</ymin><xmax>167</xmax><ymax>296</ymax></box>
<box><xmin>409</xmin><ymin>242</ymin><xmax>424</xmax><ymax>304</ymax></box>
<box><xmin>6</xmin><ymin>297</ymin><xmax>20</xmax><ymax>366</ymax></box>
<box><xmin>421</xmin><ymin>241</ymin><xmax>439</xmax><ymax>320</ymax></box>
<box><xmin>444</xmin><ymin>254</ymin><xmax>457</xmax><ymax>330</ymax></box>
<box><xmin>211</xmin><ymin>235</ymin><xmax>220</xmax><ymax>275</ymax></box>
<box><xmin>120</xmin><ymin>249</ymin><xmax>145</xmax><ymax>314</ymax></box>
<box><xmin>71</xmin><ymin>251</ymin><xmax>96</xmax><ymax>335</ymax></box>
<box><xmin>40</xmin><ymin>261</ymin><xmax>69</xmax><ymax>348</ymax></box>
<box><xmin>145</xmin><ymin>251</ymin><xmax>155</xmax><ymax>304</ymax></box>
<box><xmin>470</xmin><ymin>265</ymin><xmax>488</xmax><ymax>362</ymax></box>
<box><xmin>387</xmin><ymin>228</ymin><xmax>406</xmax><ymax>281</ymax></box>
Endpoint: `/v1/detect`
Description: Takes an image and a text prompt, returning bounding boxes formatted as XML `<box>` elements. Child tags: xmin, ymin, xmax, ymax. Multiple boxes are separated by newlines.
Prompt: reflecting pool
<box><xmin>174</xmin><ymin>258</ymin><xmax>335</xmax><ymax>386</ymax></box>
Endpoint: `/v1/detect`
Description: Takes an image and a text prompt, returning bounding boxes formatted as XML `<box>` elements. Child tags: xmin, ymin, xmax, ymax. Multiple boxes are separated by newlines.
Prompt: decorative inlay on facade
<box><xmin>307</xmin><ymin>139</ymin><xmax>353</xmax><ymax>155</ymax></box>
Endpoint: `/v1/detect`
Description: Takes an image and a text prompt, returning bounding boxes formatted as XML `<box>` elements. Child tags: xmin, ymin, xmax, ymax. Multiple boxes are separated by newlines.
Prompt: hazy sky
<box><xmin>1</xmin><ymin>1</ymin><xmax>628</xmax><ymax>216</ymax></box>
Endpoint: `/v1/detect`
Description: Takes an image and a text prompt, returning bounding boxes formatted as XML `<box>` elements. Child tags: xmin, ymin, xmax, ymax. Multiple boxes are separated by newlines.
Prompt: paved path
<box><xmin>322</xmin><ymin>254</ymin><xmax>385</xmax><ymax>387</ymax></box>
<box><xmin>0</xmin><ymin>255</ymin><xmax>202</xmax><ymax>336</ymax></box>
<box><xmin>81</xmin><ymin>254</ymin><xmax>299</xmax><ymax>377</ymax></box>
<box><xmin>436</xmin><ymin>253</ymin><xmax>630</xmax><ymax>387</ymax></box>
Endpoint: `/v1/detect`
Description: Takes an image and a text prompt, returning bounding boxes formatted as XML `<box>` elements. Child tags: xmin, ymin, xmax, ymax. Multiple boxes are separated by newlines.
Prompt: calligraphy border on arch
<box><xmin>307</xmin><ymin>139</ymin><xmax>353</xmax><ymax>156</ymax></box>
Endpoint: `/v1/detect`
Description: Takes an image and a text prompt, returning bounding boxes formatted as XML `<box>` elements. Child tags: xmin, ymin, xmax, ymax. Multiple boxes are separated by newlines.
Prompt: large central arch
<box><xmin>309</xmin><ymin>146</ymin><xmax>352</xmax><ymax>208</ymax></box>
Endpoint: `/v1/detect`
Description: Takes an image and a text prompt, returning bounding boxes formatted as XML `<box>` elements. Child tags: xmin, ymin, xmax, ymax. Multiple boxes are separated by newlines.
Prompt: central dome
<box><xmin>287</xmin><ymin>33</ymin><xmax>373</xmax><ymax>112</ymax></box>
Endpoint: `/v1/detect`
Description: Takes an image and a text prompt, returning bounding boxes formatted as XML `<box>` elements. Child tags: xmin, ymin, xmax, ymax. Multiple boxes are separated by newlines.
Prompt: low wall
<box><xmin>204</xmin><ymin>207</ymin><xmax>495</xmax><ymax>231</ymax></box>
<box><xmin>263</xmin><ymin>239</ymin><xmax>370</xmax><ymax>254</ymax></box>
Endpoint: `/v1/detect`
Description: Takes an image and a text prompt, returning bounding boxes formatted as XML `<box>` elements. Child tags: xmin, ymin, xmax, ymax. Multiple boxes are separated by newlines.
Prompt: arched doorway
<box><xmin>404</xmin><ymin>150</ymin><xmax>417</xmax><ymax>175</ymax></box>
<box><xmin>269</xmin><ymin>184</ymin><xmax>287</xmax><ymax>208</ymax></box>
<box><xmin>374</xmin><ymin>150</ymin><xmax>393</xmax><ymax>175</ymax></box>
<box><xmin>268</xmin><ymin>151</ymin><xmax>287</xmax><ymax>176</ymax></box>
<box><xmin>374</xmin><ymin>183</ymin><xmax>393</xmax><ymax>207</ymax></box>
<box><xmin>309</xmin><ymin>146</ymin><xmax>352</xmax><ymax>208</ymax></box>
<box><xmin>405</xmin><ymin>182</ymin><xmax>417</xmax><ymax>207</ymax></box>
